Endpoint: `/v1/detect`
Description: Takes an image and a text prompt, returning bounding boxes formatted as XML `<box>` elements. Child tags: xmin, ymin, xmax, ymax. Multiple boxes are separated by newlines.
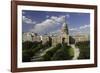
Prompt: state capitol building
<box><xmin>22</xmin><ymin>18</ymin><xmax>89</xmax><ymax>46</ymax></box>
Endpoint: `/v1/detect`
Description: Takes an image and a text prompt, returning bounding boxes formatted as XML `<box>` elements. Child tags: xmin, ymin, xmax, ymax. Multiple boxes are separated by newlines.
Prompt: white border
<box><xmin>17</xmin><ymin>5</ymin><xmax>94</xmax><ymax>68</ymax></box>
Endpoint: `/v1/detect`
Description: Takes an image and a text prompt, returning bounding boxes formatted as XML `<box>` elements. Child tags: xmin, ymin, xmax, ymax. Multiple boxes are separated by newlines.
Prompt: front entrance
<box><xmin>69</xmin><ymin>36</ymin><xmax>75</xmax><ymax>44</ymax></box>
<box><xmin>62</xmin><ymin>38</ymin><xmax>65</xmax><ymax>44</ymax></box>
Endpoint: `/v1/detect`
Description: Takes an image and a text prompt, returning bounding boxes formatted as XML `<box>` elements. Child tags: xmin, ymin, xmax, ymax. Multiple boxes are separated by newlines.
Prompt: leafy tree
<box><xmin>51</xmin><ymin>44</ymin><xmax>74</xmax><ymax>60</ymax></box>
<box><xmin>22</xmin><ymin>41</ymin><xmax>43</xmax><ymax>62</ymax></box>
<box><xmin>42</xmin><ymin>43</ymin><xmax>62</xmax><ymax>61</ymax></box>
<box><xmin>75</xmin><ymin>41</ymin><xmax>90</xmax><ymax>59</ymax></box>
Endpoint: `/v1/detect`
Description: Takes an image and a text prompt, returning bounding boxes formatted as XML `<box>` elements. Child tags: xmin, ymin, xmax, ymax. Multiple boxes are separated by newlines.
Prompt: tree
<box><xmin>51</xmin><ymin>44</ymin><xmax>74</xmax><ymax>60</ymax></box>
<box><xmin>75</xmin><ymin>41</ymin><xmax>90</xmax><ymax>59</ymax></box>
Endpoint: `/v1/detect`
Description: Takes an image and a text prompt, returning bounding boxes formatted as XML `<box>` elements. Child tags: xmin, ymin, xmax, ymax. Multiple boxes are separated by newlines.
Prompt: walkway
<box><xmin>31</xmin><ymin>46</ymin><xmax>54</xmax><ymax>61</ymax></box>
<box><xmin>71</xmin><ymin>44</ymin><xmax>80</xmax><ymax>60</ymax></box>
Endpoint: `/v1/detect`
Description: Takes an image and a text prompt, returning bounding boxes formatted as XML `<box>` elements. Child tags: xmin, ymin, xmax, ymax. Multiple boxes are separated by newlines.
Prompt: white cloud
<box><xmin>30</xmin><ymin>16</ymin><xmax>66</xmax><ymax>34</ymax></box>
<box><xmin>30</xmin><ymin>18</ymin><xmax>56</xmax><ymax>34</ymax></box>
<box><xmin>46</xmin><ymin>15</ymin><xmax>50</xmax><ymax>18</ymax></box>
<box><xmin>69</xmin><ymin>28</ymin><xmax>77</xmax><ymax>31</ymax></box>
<box><xmin>51</xmin><ymin>16</ymin><xmax>66</xmax><ymax>23</ymax></box>
<box><xmin>69</xmin><ymin>24</ymin><xmax>90</xmax><ymax>31</ymax></box>
<box><xmin>66</xmin><ymin>14</ymin><xmax>70</xmax><ymax>18</ymax></box>
<box><xmin>50</xmin><ymin>29</ymin><xmax>61</xmax><ymax>35</ymax></box>
<box><xmin>69</xmin><ymin>24</ymin><xmax>90</xmax><ymax>35</ymax></box>
<box><xmin>51</xmin><ymin>16</ymin><xmax>58</xmax><ymax>21</ymax></box>
<box><xmin>22</xmin><ymin>16</ymin><xmax>36</xmax><ymax>24</ymax></box>
<box><xmin>79</xmin><ymin>24</ymin><xmax>90</xmax><ymax>29</ymax></box>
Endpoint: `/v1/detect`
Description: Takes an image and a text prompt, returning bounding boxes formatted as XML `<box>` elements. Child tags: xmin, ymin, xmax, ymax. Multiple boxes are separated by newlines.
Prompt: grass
<box><xmin>22</xmin><ymin>41</ymin><xmax>75</xmax><ymax>62</ymax></box>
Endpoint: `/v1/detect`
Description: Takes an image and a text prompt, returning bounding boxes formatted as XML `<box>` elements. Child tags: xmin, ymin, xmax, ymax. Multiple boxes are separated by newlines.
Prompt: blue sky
<box><xmin>22</xmin><ymin>10</ymin><xmax>90</xmax><ymax>35</ymax></box>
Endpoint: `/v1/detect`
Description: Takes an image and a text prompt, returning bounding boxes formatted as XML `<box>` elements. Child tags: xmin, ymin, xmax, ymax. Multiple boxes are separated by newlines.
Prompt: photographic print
<box><xmin>11</xmin><ymin>1</ymin><xmax>97</xmax><ymax>72</ymax></box>
<box><xmin>22</xmin><ymin>10</ymin><xmax>90</xmax><ymax>62</ymax></box>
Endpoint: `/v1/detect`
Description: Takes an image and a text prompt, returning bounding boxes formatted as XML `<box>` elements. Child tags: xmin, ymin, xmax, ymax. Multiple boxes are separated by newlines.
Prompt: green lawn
<box><xmin>22</xmin><ymin>41</ymin><xmax>74</xmax><ymax>62</ymax></box>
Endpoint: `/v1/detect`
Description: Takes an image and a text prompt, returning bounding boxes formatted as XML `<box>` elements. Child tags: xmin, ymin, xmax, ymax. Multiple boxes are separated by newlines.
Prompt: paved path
<box><xmin>31</xmin><ymin>46</ymin><xmax>54</xmax><ymax>61</ymax></box>
<box><xmin>40</xmin><ymin>46</ymin><xmax>54</xmax><ymax>56</ymax></box>
<box><xmin>71</xmin><ymin>44</ymin><xmax>80</xmax><ymax>60</ymax></box>
<box><xmin>31</xmin><ymin>45</ymin><xmax>80</xmax><ymax>61</ymax></box>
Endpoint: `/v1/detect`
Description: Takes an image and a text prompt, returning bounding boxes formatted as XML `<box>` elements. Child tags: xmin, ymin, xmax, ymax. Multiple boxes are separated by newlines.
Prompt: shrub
<box><xmin>75</xmin><ymin>41</ymin><xmax>90</xmax><ymax>59</ymax></box>
<box><xmin>22</xmin><ymin>41</ymin><xmax>44</xmax><ymax>62</ymax></box>
<box><xmin>42</xmin><ymin>43</ymin><xmax>62</xmax><ymax>61</ymax></box>
<box><xmin>22</xmin><ymin>49</ymin><xmax>33</xmax><ymax>62</ymax></box>
<box><xmin>51</xmin><ymin>44</ymin><xmax>74</xmax><ymax>60</ymax></box>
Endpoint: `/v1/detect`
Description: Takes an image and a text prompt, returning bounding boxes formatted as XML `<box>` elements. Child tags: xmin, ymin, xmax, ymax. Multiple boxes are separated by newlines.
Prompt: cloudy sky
<box><xmin>22</xmin><ymin>10</ymin><xmax>90</xmax><ymax>35</ymax></box>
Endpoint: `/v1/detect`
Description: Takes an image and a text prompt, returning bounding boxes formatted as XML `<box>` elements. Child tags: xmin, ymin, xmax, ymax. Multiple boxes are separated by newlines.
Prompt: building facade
<box><xmin>22</xmin><ymin>19</ymin><xmax>89</xmax><ymax>46</ymax></box>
